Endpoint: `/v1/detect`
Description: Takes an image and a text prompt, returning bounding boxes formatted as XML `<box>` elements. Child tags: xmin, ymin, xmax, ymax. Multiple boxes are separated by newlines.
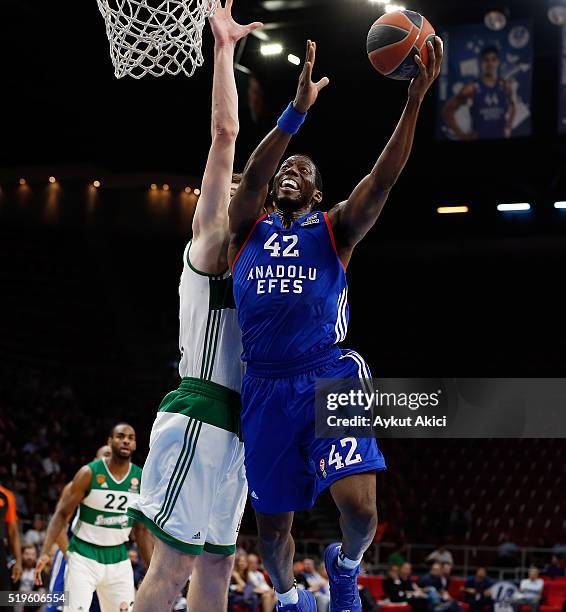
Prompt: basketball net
<box><xmin>96</xmin><ymin>0</ymin><xmax>219</xmax><ymax>79</ymax></box>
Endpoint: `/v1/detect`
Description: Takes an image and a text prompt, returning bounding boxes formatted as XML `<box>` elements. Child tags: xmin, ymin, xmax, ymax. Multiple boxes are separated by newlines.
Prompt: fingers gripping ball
<box><xmin>367</xmin><ymin>10</ymin><xmax>435</xmax><ymax>80</ymax></box>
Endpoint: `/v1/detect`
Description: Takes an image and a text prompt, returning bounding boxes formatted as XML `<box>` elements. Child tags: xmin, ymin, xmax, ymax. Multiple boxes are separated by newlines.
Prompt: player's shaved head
<box><xmin>109</xmin><ymin>422</ymin><xmax>135</xmax><ymax>437</ymax></box>
<box><xmin>95</xmin><ymin>444</ymin><xmax>111</xmax><ymax>460</ymax></box>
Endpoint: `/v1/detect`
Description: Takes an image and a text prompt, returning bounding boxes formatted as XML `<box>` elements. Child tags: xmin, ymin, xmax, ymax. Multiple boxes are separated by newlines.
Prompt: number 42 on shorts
<box><xmin>328</xmin><ymin>437</ymin><xmax>362</xmax><ymax>470</ymax></box>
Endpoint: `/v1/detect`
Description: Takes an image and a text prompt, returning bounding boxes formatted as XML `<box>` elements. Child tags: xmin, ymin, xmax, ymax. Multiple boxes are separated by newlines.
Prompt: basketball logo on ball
<box><xmin>367</xmin><ymin>10</ymin><xmax>436</xmax><ymax>80</ymax></box>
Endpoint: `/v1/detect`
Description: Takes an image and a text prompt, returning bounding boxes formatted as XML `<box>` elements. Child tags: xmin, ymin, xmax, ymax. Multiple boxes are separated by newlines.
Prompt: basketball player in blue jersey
<box><xmin>229</xmin><ymin>38</ymin><xmax>443</xmax><ymax>612</ymax></box>
<box><xmin>443</xmin><ymin>46</ymin><xmax>516</xmax><ymax>140</ymax></box>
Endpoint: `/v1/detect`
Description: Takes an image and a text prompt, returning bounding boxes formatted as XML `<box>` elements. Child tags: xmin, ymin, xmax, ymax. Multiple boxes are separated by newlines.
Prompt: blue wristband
<box><xmin>277</xmin><ymin>102</ymin><xmax>307</xmax><ymax>135</ymax></box>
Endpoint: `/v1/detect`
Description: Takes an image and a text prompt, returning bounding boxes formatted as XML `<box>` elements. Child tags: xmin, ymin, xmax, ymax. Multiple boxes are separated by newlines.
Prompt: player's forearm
<box><xmin>211</xmin><ymin>43</ymin><xmax>239</xmax><ymax>141</ymax></box>
<box><xmin>228</xmin><ymin>126</ymin><xmax>291</xmax><ymax>233</ymax></box>
<box><xmin>443</xmin><ymin>99</ymin><xmax>467</xmax><ymax>138</ymax></box>
<box><xmin>241</xmin><ymin>126</ymin><xmax>292</xmax><ymax>191</ymax></box>
<box><xmin>40</xmin><ymin>510</ymin><xmax>68</xmax><ymax>557</ymax></box>
<box><xmin>193</xmin><ymin>42</ymin><xmax>240</xmax><ymax>240</ymax></box>
<box><xmin>55</xmin><ymin>530</ymin><xmax>69</xmax><ymax>555</ymax></box>
<box><xmin>370</xmin><ymin>96</ymin><xmax>421</xmax><ymax>192</ymax></box>
<box><xmin>135</xmin><ymin>524</ymin><xmax>154</xmax><ymax>568</ymax></box>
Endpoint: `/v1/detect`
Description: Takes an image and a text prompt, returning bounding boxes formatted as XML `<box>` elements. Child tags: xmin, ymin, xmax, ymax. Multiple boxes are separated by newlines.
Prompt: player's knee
<box><xmin>149</xmin><ymin>548</ymin><xmax>194</xmax><ymax>588</ymax></box>
<box><xmin>342</xmin><ymin>501</ymin><xmax>378</xmax><ymax>535</ymax></box>
<box><xmin>199</xmin><ymin>552</ymin><xmax>235</xmax><ymax>578</ymax></box>
<box><xmin>257</xmin><ymin>523</ymin><xmax>291</xmax><ymax>547</ymax></box>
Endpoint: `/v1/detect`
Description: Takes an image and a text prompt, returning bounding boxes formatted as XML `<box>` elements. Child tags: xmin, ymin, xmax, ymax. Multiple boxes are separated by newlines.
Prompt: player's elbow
<box><xmin>212</xmin><ymin>123</ymin><xmax>239</xmax><ymax>143</ymax></box>
<box><xmin>370</xmin><ymin>177</ymin><xmax>395</xmax><ymax>195</ymax></box>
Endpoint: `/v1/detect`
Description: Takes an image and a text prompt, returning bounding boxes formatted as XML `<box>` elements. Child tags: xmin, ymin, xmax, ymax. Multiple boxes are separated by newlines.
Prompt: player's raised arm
<box><xmin>190</xmin><ymin>0</ymin><xmax>262</xmax><ymax>273</ymax></box>
<box><xmin>34</xmin><ymin>465</ymin><xmax>92</xmax><ymax>585</ymax></box>
<box><xmin>328</xmin><ymin>36</ymin><xmax>443</xmax><ymax>266</ymax></box>
<box><xmin>228</xmin><ymin>40</ymin><xmax>329</xmax><ymax>263</ymax></box>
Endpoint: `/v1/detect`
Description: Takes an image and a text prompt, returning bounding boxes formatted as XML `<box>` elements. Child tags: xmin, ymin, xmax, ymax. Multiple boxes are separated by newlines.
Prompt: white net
<box><xmin>96</xmin><ymin>0</ymin><xmax>219</xmax><ymax>79</ymax></box>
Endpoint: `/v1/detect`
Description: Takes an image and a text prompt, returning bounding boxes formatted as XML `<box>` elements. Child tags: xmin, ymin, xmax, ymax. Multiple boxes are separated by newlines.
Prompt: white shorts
<box><xmin>64</xmin><ymin>551</ymin><xmax>134</xmax><ymax>612</ymax></box>
<box><xmin>128</xmin><ymin>411</ymin><xmax>247</xmax><ymax>555</ymax></box>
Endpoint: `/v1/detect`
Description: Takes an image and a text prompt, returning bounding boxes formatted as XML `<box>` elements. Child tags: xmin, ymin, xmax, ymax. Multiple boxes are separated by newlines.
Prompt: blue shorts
<box><xmin>45</xmin><ymin>549</ymin><xmax>101</xmax><ymax>612</ymax></box>
<box><xmin>241</xmin><ymin>347</ymin><xmax>386</xmax><ymax>514</ymax></box>
<box><xmin>46</xmin><ymin>549</ymin><xmax>65</xmax><ymax>612</ymax></box>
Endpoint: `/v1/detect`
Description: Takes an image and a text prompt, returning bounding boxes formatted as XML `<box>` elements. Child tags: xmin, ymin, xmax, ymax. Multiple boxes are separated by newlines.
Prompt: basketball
<box><xmin>367</xmin><ymin>9</ymin><xmax>436</xmax><ymax>80</ymax></box>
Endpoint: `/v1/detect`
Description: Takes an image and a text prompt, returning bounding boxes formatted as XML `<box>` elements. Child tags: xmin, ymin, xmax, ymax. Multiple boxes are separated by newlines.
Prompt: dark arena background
<box><xmin>1</xmin><ymin>0</ymin><xmax>566</xmax><ymax>610</ymax></box>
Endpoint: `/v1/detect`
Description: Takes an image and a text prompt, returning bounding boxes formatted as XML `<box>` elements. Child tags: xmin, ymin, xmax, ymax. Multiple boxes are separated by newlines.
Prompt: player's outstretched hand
<box><xmin>409</xmin><ymin>35</ymin><xmax>443</xmax><ymax>102</ymax></box>
<box><xmin>34</xmin><ymin>553</ymin><xmax>50</xmax><ymax>586</ymax></box>
<box><xmin>209</xmin><ymin>0</ymin><xmax>263</xmax><ymax>47</ymax></box>
<box><xmin>293</xmin><ymin>40</ymin><xmax>330</xmax><ymax>114</ymax></box>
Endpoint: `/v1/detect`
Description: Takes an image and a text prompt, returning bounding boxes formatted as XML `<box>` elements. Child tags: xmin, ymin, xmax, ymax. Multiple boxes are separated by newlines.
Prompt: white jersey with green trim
<box><xmin>72</xmin><ymin>458</ymin><xmax>142</xmax><ymax>548</ymax></box>
<box><xmin>178</xmin><ymin>242</ymin><xmax>243</xmax><ymax>393</ymax></box>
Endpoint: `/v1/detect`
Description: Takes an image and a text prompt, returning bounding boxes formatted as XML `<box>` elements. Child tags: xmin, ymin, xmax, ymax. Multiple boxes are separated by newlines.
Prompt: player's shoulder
<box><xmin>86</xmin><ymin>458</ymin><xmax>104</xmax><ymax>473</ymax></box>
<box><xmin>131</xmin><ymin>462</ymin><xmax>143</xmax><ymax>477</ymax></box>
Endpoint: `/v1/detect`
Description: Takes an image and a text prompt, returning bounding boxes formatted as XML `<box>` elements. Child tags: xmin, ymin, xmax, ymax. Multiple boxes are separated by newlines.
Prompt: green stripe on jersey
<box><xmin>127</xmin><ymin>508</ymin><xmax>205</xmax><ymax>555</ymax></box>
<box><xmin>200</xmin><ymin>275</ymin><xmax>236</xmax><ymax>381</ymax></box>
<box><xmin>154</xmin><ymin>418</ymin><xmax>198</xmax><ymax>528</ymax></box>
<box><xmin>158</xmin><ymin>377</ymin><xmax>241</xmax><ymax>436</ymax></box>
<box><xmin>155</xmin><ymin>418</ymin><xmax>202</xmax><ymax>529</ymax></box>
<box><xmin>78</xmin><ymin>504</ymin><xmax>132</xmax><ymax>529</ymax></box>
<box><xmin>68</xmin><ymin>536</ymin><xmax>128</xmax><ymax>564</ymax></box>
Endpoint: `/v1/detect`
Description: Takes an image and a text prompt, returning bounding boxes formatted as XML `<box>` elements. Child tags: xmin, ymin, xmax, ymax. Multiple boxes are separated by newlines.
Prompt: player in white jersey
<box><xmin>35</xmin><ymin>424</ymin><xmax>153</xmax><ymax>612</ymax></box>
<box><xmin>41</xmin><ymin>445</ymin><xmax>111</xmax><ymax>612</ymax></box>
<box><xmin>126</xmin><ymin>3</ymin><xmax>262</xmax><ymax>611</ymax></box>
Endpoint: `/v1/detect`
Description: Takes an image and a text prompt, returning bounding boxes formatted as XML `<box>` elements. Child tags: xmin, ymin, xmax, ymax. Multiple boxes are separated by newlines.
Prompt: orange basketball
<box><xmin>367</xmin><ymin>10</ymin><xmax>435</xmax><ymax>80</ymax></box>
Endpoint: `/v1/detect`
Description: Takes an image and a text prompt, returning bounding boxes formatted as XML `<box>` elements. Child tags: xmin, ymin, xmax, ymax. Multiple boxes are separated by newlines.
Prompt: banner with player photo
<box><xmin>559</xmin><ymin>26</ymin><xmax>566</xmax><ymax>134</ymax></box>
<box><xmin>436</xmin><ymin>20</ymin><xmax>533</xmax><ymax>141</ymax></box>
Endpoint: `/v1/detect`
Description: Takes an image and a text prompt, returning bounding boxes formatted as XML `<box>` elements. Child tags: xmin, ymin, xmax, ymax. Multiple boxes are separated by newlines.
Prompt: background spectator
<box><xmin>302</xmin><ymin>558</ymin><xmax>330</xmax><ymax>612</ymax></box>
<box><xmin>230</xmin><ymin>553</ymin><xmax>259</xmax><ymax>611</ymax></box>
<box><xmin>400</xmin><ymin>562</ymin><xmax>428</xmax><ymax>612</ymax></box>
<box><xmin>14</xmin><ymin>545</ymin><xmax>45</xmax><ymax>612</ymax></box>
<box><xmin>23</xmin><ymin>516</ymin><xmax>46</xmax><ymax>551</ymax></box>
<box><xmin>293</xmin><ymin>560</ymin><xmax>310</xmax><ymax>590</ymax></box>
<box><xmin>418</xmin><ymin>562</ymin><xmax>461</xmax><ymax>612</ymax></box>
<box><xmin>497</xmin><ymin>535</ymin><xmax>520</xmax><ymax>568</ymax></box>
<box><xmin>388</xmin><ymin>543</ymin><xmax>408</xmax><ymax>567</ymax></box>
<box><xmin>463</xmin><ymin>567</ymin><xmax>494</xmax><ymax>612</ymax></box>
<box><xmin>513</xmin><ymin>567</ymin><xmax>544</xmax><ymax>612</ymax></box>
<box><xmin>427</xmin><ymin>546</ymin><xmax>455</xmax><ymax>566</ymax></box>
<box><xmin>247</xmin><ymin>554</ymin><xmax>277</xmax><ymax>612</ymax></box>
<box><xmin>383</xmin><ymin>564</ymin><xmax>401</xmax><ymax>601</ymax></box>
<box><xmin>542</xmin><ymin>555</ymin><xmax>565</xmax><ymax>578</ymax></box>
<box><xmin>441</xmin><ymin>562</ymin><xmax>453</xmax><ymax>591</ymax></box>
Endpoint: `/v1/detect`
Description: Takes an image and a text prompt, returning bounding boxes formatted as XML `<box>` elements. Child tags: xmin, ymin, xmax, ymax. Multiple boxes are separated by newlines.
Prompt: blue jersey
<box><xmin>471</xmin><ymin>79</ymin><xmax>509</xmax><ymax>139</ymax></box>
<box><xmin>233</xmin><ymin>211</ymin><xmax>348</xmax><ymax>365</ymax></box>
